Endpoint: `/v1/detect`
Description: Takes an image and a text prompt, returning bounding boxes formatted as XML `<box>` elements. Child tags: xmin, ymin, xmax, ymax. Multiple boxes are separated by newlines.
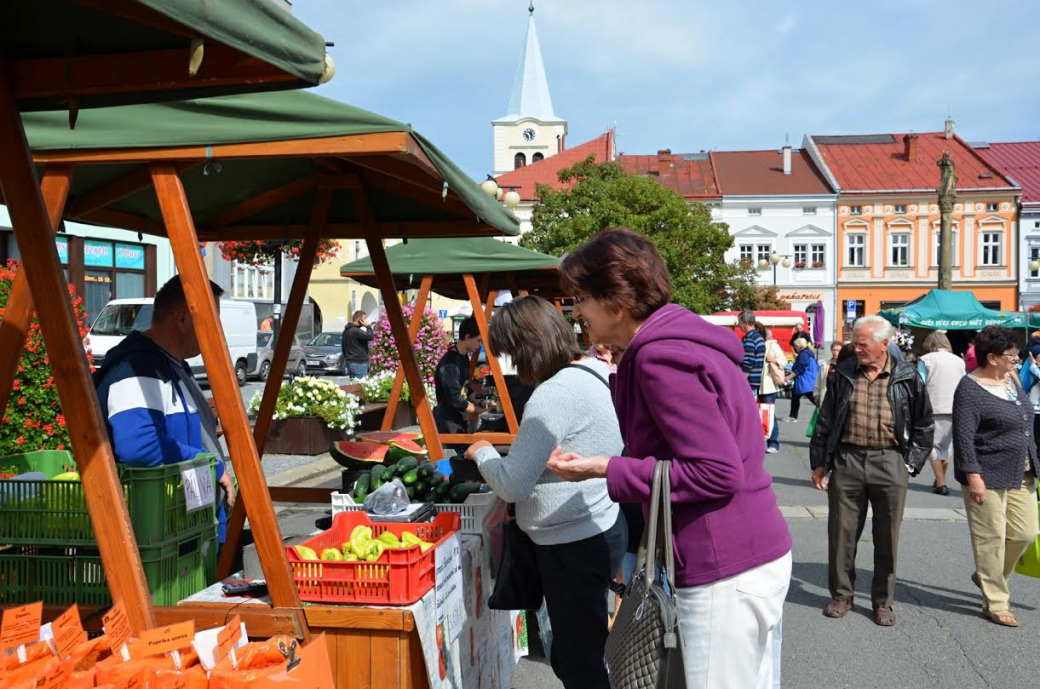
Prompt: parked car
<box><xmin>87</xmin><ymin>298</ymin><xmax>259</xmax><ymax>386</ymax></box>
<box><xmin>304</xmin><ymin>331</ymin><xmax>345</xmax><ymax>375</ymax></box>
<box><xmin>251</xmin><ymin>331</ymin><xmax>307</xmax><ymax>381</ymax></box>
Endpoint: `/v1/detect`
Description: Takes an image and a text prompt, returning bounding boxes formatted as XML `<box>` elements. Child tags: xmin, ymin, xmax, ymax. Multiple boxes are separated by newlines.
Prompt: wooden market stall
<box><xmin>340</xmin><ymin>237</ymin><xmax>566</xmax><ymax>446</ymax></box>
<box><xmin>0</xmin><ymin>0</ymin><xmax>333</xmax><ymax>637</ymax></box>
<box><xmin>12</xmin><ymin>89</ymin><xmax>520</xmax><ymax>686</ymax></box>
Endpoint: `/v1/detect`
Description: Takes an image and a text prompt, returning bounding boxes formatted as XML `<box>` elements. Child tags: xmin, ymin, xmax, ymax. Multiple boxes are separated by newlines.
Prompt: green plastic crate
<box><xmin>0</xmin><ymin>451</ymin><xmax>217</xmax><ymax>547</ymax></box>
<box><xmin>0</xmin><ymin>524</ymin><xmax>217</xmax><ymax>607</ymax></box>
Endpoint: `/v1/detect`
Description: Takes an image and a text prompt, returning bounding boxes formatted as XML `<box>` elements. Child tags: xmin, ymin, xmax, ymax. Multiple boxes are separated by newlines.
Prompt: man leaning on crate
<box><xmin>93</xmin><ymin>276</ymin><xmax>236</xmax><ymax>545</ymax></box>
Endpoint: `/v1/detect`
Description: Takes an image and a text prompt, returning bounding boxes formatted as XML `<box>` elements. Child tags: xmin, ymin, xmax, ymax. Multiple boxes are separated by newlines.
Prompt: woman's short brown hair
<box><xmin>488</xmin><ymin>296</ymin><xmax>582</xmax><ymax>386</ymax></box>
<box><xmin>559</xmin><ymin>228</ymin><xmax>672</xmax><ymax>321</ymax></box>
<box><xmin>923</xmin><ymin>331</ymin><xmax>952</xmax><ymax>353</ymax></box>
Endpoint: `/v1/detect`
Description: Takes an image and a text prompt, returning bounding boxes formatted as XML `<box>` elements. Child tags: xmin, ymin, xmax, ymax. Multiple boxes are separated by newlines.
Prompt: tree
<box><xmin>751</xmin><ymin>285</ymin><xmax>791</xmax><ymax>310</ymax></box>
<box><xmin>520</xmin><ymin>156</ymin><xmax>757</xmax><ymax>313</ymax></box>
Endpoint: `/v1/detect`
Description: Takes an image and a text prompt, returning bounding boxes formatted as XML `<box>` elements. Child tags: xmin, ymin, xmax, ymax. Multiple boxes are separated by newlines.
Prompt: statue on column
<box><xmin>938</xmin><ymin>151</ymin><xmax>957</xmax><ymax>208</ymax></box>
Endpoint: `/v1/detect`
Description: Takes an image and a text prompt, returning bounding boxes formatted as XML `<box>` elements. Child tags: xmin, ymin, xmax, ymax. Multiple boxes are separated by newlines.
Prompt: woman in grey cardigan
<box><xmin>464</xmin><ymin>296</ymin><xmax>625</xmax><ymax>689</ymax></box>
<box><xmin>952</xmin><ymin>325</ymin><xmax>1039</xmax><ymax>627</ymax></box>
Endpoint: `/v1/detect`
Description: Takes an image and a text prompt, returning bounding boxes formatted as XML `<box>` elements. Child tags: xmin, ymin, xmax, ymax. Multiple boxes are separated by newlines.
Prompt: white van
<box><xmin>87</xmin><ymin>298</ymin><xmax>259</xmax><ymax>386</ymax></box>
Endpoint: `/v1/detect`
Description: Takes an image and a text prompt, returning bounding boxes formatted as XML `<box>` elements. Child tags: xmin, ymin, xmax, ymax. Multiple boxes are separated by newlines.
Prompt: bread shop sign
<box><xmin>777</xmin><ymin>291</ymin><xmax>823</xmax><ymax>302</ymax></box>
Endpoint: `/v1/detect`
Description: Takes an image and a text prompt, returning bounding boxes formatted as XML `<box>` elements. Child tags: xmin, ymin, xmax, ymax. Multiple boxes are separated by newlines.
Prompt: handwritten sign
<box><xmin>50</xmin><ymin>605</ymin><xmax>85</xmax><ymax>661</ymax></box>
<box><xmin>121</xmin><ymin>670</ymin><xmax>147</xmax><ymax>689</ymax></box>
<box><xmin>102</xmin><ymin>601</ymin><xmax>132</xmax><ymax>659</ymax></box>
<box><xmin>137</xmin><ymin>621</ymin><xmax>194</xmax><ymax>658</ymax></box>
<box><xmin>33</xmin><ymin>658</ymin><xmax>73</xmax><ymax>689</ymax></box>
<box><xmin>216</xmin><ymin>615</ymin><xmax>242</xmax><ymax>662</ymax></box>
<box><xmin>155</xmin><ymin>675</ymin><xmax>189</xmax><ymax>689</ymax></box>
<box><xmin>434</xmin><ymin>534</ymin><xmax>465</xmax><ymax>643</ymax></box>
<box><xmin>1</xmin><ymin>602</ymin><xmax>42</xmax><ymax>651</ymax></box>
<box><xmin>182</xmin><ymin>465</ymin><xmax>215</xmax><ymax>513</ymax></box>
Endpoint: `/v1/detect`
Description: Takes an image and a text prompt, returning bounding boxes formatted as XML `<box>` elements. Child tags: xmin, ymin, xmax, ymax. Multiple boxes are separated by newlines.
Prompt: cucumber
<box><xmin>435</xmin><ymin>482</ymin><xmax>451</xmax><ymax>501</ymax></box>
<box><xmin>370</xmin><ymin>464</ymin><xmax>387</xmax><ymax>491</ymax></box>
<box><xmin>477</xmin><ymin>483</ymin><xmax>491</xmax><ymax>493</ymax></box>
<box><xmin>405</xmin><ymin>484</ymin><xmax>416</xmax><ymax>500</ymax></box>
<box><xmin>429</xmin><ymin>471</ymin><xmax>445</xmax><ymax>486</ymax></box>
<box><xmin>395</xmin><ymin>456</ymin><xmax>419</xmax><ymax>475</ymax></box>
<box><xmin>352</xmin><ymin>472</ymin><xmax>371</xmax><ymax>502</ymax></box>
<box><xmin>449</xmin><ymin>482</ymin><xmax>482</xmax><ymax>504</ymax></box>
<box><xmin>416</xmin><ymin>462</ymin><xmax>436</xmax><ymax>480</ymax></box>
<box><xmin>402</xmin><ymin>468</ymin><xmax>420</xmax><ymax>486</ymax></box>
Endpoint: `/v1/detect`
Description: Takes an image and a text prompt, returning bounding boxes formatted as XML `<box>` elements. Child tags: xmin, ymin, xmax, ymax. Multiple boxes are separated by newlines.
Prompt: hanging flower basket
<box><xmin>217</xmin><ymin>239</ymin><xmax>341</xmax><ymax>266</ymax></box>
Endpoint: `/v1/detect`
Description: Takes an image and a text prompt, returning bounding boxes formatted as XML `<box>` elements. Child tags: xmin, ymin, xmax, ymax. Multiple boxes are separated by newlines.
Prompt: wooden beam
<box><xmin>505</xmin><ymin>271</ymin><xmax>521</xmax><ymax>298</ymax></box>
<box><xmin>468</xmin><ymin>274</ymin><xmax>492</xmax><ymax>379</ymax></box>
<box><xmin>353</xmin><ymin>186</ymin><xmax>446</xmax><ymax>462</ymax></box>
<box><xmin>304</xmin><ymin>606</ymin><xmax>414</xmax><ymax>633</ymax></box>
<box><xmin>150</xmin><ymin>164</ymin><xmax>305</xmax><ymax>618</ymax></box>
<box><xmin>73</xmin><ymin>207</ymin><xmax>162</xmax><ymax>234</ymax></box>
<box><xmin>69</xmin><ymin>163</ymin><xmax>199</xmax><ymax>217</ymax></box>
<box><xmin>268</xmin><ymin>486</ymin><xmax>339</xmax><ymax>503</ymax></box>
<box><xmin>464</xmin><ymin>274</ymin><xmax>519</xmax><ymax>434</ymax></box>
<box><xmin>194</xmin><ymin>221</ymin><xmax>504</xmax><ymax>241</ymax></box>
<box><xmin>218</xmin><ymin>191</ymin><xmax>330</xmax><ymax>580</ymax></box>
<box><xmin>0</xmin><ymin>166</ymin><xmax>73</xmax><ymax>419</ymax></box>
<box><xmin>343</xmin><ymin>159</ymin><xmax>473</xmax><ymax>218</ymax></box>
<box><xmin>207</xmin><ymin>176</ymin><xmax>317</xmax><ymax>228</ymax></box>
<box><xmin>381</xmin><ymin>275</ymin><xmax>434</xmax><ymax>431</ymax></box>
<box><xmin>440</xmin><ymin>433</ymin><xmax>515</xmax><ymax>445</ymax></box>
<box><xmin>0</xmin><ymin>62</ymin><xmax>155</xmax><ymax>633</ymax></box>
<box><xmin>155</xmin><ymin>605</ymin><xmax>307</xmax><ymax>639</ymax></box>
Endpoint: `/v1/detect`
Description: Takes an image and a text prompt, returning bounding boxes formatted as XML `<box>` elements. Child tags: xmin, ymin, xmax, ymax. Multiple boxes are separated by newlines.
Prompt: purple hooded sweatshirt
<box><xmin>606</xmin><ymin>304</ymin><xmax>792</xmax><ymax>588</ymax></box>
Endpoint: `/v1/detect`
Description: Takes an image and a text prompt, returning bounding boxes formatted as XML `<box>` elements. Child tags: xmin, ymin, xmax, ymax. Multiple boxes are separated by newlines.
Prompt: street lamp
<box><xmin>1030</xmin><ymin>259</ymin><xmax>1040</xmax><ymax>273</ymax></box>
<box><xmin>764</xmin><ymin>252</ymin><xmax>791</xmax><ymax>286</ymax></box>
<box><xmin>479</xmin><ymin>175</ymin><xmax>521</xmax><ymax>210</ymax></box>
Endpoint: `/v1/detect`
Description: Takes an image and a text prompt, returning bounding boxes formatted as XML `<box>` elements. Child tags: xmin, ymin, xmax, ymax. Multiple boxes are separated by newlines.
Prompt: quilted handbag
<box><xmin>604</xmin><ymin>460</ymin><xmax>686</xmax><ymax>689</ymax></box>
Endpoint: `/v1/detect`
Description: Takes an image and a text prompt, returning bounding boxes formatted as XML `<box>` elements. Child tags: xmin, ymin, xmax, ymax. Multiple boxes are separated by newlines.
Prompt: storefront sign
<box><xmin>55</xmin><ymin>237</ymin><xmax>68</xmax><ymax>264</ymax></box>
<box><xmin>778</xmin><ymin>291</ymin><xmax>824</xmax><ymax>302</ymax></box>
<box><xmin>115</xmin><ymin>243</ymin><xmax>145</xmax><ymax>270</ymax></box>
<box><xmin>83</xmin><ymin>240</ymin><xmax>113</xmax><ymax>267</ymax></box>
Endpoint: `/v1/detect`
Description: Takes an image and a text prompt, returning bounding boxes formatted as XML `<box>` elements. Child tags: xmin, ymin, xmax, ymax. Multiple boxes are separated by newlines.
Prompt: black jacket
<box><xmin>434</xmin><ymin>347</ymin><xmax>471</xmax><ymax>433</ymax></box>
<box><xmin>341</xmin><ymin>323</ymin><xmax>374</xmax><ymax>363</ymax></box>
<box><xmin>809</xmin><ymin>355</ymin><xmax>934</xmax><ymax>474</ymax></box>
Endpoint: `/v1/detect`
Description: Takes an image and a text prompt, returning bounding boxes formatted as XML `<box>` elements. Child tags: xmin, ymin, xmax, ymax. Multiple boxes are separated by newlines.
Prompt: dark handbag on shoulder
<box><xmin>487</xmin><ymin>503</ymin><xmax>544</xmax><ymax>611</ymax></box>
<box><xmin>604</xmin><ymin>460</ymin><xmax>686</xmax><ymax>689</ymax></box>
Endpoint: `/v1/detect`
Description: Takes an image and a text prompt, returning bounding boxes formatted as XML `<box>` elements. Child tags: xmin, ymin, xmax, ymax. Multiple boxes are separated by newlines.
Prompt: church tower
<box><xmin>492</xmin><ymin>2</ymin><xmax>568</xmax><ymax>176</ymax></box>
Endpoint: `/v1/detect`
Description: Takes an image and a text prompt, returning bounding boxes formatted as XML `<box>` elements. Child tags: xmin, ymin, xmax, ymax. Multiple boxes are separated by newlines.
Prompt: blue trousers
<box><xmin>759</xmin><ymin>393</ymin><xmax>780</xmax><ymax>450</ymax></box>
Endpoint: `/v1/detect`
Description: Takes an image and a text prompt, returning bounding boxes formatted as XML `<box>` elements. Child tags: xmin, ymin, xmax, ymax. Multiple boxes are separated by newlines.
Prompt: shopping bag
<box><xmin>759</xmin><ymin>403</ymin><xmax>775</xmax><ymax>440</ymax></box>
<box><xmin>806</xmin><ymin>407</ymin><xmax>819</xmax><ymax>439</ymax></box>
<box><xmin>487</xmin><ymin>503</ymin><xmax>544</xmax><ymax>611</ymax></box>
<box><xmin>482</xmin><ymin>495</ymin><xmax>510</xmax><ymax>579</ymax></box>
<box><xmin>253</xmin><ymin>634</ymin><xmax>335</xmax><ymax>688</ymax></box>
<box><xmin>1015</xmin><ymin>498</ymin><xmax>1040</xmax><ymax>578</ymax></box>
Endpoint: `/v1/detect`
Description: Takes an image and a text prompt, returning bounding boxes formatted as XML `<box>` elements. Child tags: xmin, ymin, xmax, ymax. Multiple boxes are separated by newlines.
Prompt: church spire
<box><xmin>503</xmin><ymin>2</ymin><xmax>557</xmax><ymax>121</ymax></box>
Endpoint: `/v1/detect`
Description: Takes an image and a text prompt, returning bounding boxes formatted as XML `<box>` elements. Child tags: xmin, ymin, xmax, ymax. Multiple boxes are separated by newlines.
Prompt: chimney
<box><xmin>945</xmin><ymin>117</ymin><xmax>955</xmax><ymax>139</ymax></box>
<box><xmin>904</xmin><ymin>133</ymin><xmax>918</xmax><ymax>162</ymax></box>
<box><xmin>657</xmin><ymin>149</ymin><xmax>673</xmax><ymax>175</ymax></box>
<box><xmin>782</xmin><ymin>145</ymin><xmax>792</xmax><ymax>175</ymax></box>
<box><xmin>556</xmin><ymin>135</ymin><xmax>563</xmax><ymax>154</ymax></box>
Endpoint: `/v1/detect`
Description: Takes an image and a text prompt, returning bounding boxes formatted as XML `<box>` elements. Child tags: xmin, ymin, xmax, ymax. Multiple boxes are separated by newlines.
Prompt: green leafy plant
<box><xmin>0</xmin><ymin>261</ymin><xmax>90</xmax><ymax>456</ymax></box>
<box><xmin>248</xmin><ymin>376</ymin><xmax>362</xmax><ymax>431</ymax></box>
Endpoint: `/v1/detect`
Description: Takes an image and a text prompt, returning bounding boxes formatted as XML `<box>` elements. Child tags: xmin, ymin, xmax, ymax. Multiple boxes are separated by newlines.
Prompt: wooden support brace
<box><xmin>0</xmin><ymin>62</ymin><xmax>155</xmax><ymax>633</ymax></box>
<box><xmin>463</xmin><ymin>274</ymin><xmax>518</xmax><ymax>435</ymax></box>
<box><xmin>381</xmin><ymin>274</ymin><xmax>434</xmax><ymax>432</ymax></box>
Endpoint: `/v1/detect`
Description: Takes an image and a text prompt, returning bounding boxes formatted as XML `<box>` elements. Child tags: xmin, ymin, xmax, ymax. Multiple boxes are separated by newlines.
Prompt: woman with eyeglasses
<box><xmin>952</xmin><ymin>325</ymin><xmax>1039</xmax><ymax>627</ymax></box>
<box><xmin>547</xmin><ymin>228</ymin><xmax>791</xmax><ymax>688</ymax></box>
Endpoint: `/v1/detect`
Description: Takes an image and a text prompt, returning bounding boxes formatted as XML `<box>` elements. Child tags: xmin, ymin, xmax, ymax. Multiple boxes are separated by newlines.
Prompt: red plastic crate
<box><xmin>287</xmin><ymin>512</ymin><xmax>460</xmax><ymax>605</ymax></box>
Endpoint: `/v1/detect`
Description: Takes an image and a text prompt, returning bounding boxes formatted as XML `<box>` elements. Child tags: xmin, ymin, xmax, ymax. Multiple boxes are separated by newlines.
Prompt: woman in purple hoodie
<box><xmin>548</xmin><ymin>228</ymin><xmax>792</xmax><ymax>689</ymax></box>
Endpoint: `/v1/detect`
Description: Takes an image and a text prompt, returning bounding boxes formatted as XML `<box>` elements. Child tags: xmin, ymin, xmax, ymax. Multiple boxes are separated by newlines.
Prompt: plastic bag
<box><xmin>209</xmin><ymin>635</ymin><xmax>294</xmax><ymax>689</ymax></box>
<box><xmin>363</xmin><ymin>478</ymin><xmax>410</xmax><ymax>516</ymax></box>
<box><xmin>482</xmin><ymin>496</ymin><xmax>510</xmax><ymax>579</ymax></box>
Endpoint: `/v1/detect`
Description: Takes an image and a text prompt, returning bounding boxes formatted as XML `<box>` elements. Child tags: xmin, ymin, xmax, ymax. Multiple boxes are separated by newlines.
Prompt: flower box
<box><xmin>794</xmin><ymin>261</ymin><xmax>808</xmax><ymax>269</ymax></box>
<box><xmin>265</xmin><ymin>417</ymin><xmax>349</xmax><ymax>455</ymax></box>
<box><xmin>811</xmin><ymin>261</ymin><xmax>825</xmax><ymax>269</ymax></box>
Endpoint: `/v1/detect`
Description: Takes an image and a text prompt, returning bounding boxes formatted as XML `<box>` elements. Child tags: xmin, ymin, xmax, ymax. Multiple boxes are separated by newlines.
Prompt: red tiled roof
<box><xmin>711</xmin><ymin>149</ymin><xmax>833</xmax><ymax>196</ymax></box>
<box><xmin>976</xmin><ymin>141</ymin><xmax>1040</xmax><ymax>205</ymax></box>
<box><xmin>494</xmin><ymin>131</ymin><xmax>614</xmax><ymax>201</ymax></box>
<box><xmin>616</xmin><ymin>150</ymin><xmax>720</xmax><ymax>199</ymax></box>
<box><xmin>810</xmin><ymin>132</ymin><xmax>1017</xmax><ymax>193</ymax></box>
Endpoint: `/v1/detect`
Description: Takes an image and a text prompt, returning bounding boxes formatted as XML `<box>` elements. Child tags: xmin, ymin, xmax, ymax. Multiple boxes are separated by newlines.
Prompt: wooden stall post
<box><xmin>467</xmin><ymin>273</ymin><xmax>492</xmax><ymax>379</ymax></box>
<box><xmin>0</xmin><ymin>165</ymin><xmax>74</xmax><ymax>415</ymax></box>
<box><xmin>463</xmin><ymin>274</ymin><xmax>518</xmax><ymax>434</ymax></box>
<box><xmin>0</xmin><ymin>65</ymin><xmax>156</xmax><ymax>632</ymax></box>
<box><xmin>151</xmin><ymin>164</ymin><xmax>304</xmax><ymax>613</ymax></box>
<box><xmin>380</xmin><ymin>274</ymin><xmax>434</xmax><ymax>431</ymax></box>
<box><xmin>353</xmin><ymin>187</ymin><xmax>445</xmax><ymax>461</ymax></box>
<box><xmin>217</xmin><ymin>191</ymin><xmax>331</xmax><ymax>580</ymax></box>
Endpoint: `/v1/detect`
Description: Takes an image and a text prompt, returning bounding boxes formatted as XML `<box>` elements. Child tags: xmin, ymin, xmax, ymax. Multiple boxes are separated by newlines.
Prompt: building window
<box><xmin>756</xmin><ymin>244</ymin><xmax>772</xmax><ymax>264</ymax></box>
<box><xmin>793</xmin><ymin>244</ymin><xmax>807</xmax><ymax>268</ymax></box>
<box><xmin>932</xmin><ymin>231</ymin><xmax>958</xmax><ymax>267</ymax></box>
<box><xmin>802</xmin><ymin>206</ymin><xmax>817</xmax><ymax>215</ymax></box>
<box><xmin>846</xmin><ymin>234</ymin><xmax>866</xmax><ymax>267</ymax></box>
<box><xmin>890</xmin><ymin>233</ymin><xmax>910</xmax><ymax>267</ymax></box>
<box><xmin>532</xmin><ymin>152</ymin><xmax>544</xmax><ymax>163</ymax></box>
<box><xmin>850</xmin><ymin>205</ymin><xmax>862</xmax><ymax>216</ymax></box>
<box><xmin>895</xmin><ymin>204</ymin><xmax>907</xmax><ymax>214</ymax></box>
<box><xmin>232</xmin><ymin>262</ymin><xmax>274</xmax><ymax>300</ymax></box>
<box><xmin>514</xmin><ymin>152</ymin><xmax>527</xmax><ymax>169</ymax></box>
<box><xmin>748</xmin><ymin>207</ymin><xmax>762</xmax><ymax>216</ymax></box>
<box><xmin>811</xmin><ymin>244</ymin><xmax>826</xmax><ymax>268</ymax></box>
<box><xmin>987</xmin><ymin>202</ymin><xmax>999</xmax><ymax>212</ymax></box>
<box><xmin>1035</xmin><ymin>221</ymin><xmax>1040</xmax><ymax>229</ymax></box>
<box><xmin>1030</xmin><ymin>247</ymin><xmax>1040</xmax><ymax>278</ymax></box>
<box><xmin>981</xmin><ymin>232</ymin><xmax>1002</xmax><ymax>266</ymax></box>
<box><xmin>739</xmin><ymin>244</ymin><xmax>754</xmax><ymax>266</ymax></box>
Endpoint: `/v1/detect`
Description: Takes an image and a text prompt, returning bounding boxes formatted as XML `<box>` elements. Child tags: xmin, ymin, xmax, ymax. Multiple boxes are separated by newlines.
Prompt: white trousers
<box><xmin>676</xmin><ymin>551</ymin><xmax>792</xmax><ymax>689</ymax></box>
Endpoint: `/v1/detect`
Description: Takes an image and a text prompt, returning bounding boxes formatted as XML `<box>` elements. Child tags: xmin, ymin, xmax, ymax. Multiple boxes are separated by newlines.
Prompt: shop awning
<box><xmin>879</xmin><ymin>289</ymin><xmax>1025</xmax><ymax>330</ymax></box>
<box><xmin>340</xmin><ymin>237</ymin><xmax>560</xmax><ymax>300</ymax></box>
<box><xmin>4</xmin><ymin>0</ymin><xmax>333</xmax><ymax>112</ymax></box>
<box><xmin>19</xmin><ymin>90</ymin><xmax>519</xmax><ymax>239</ymax></box>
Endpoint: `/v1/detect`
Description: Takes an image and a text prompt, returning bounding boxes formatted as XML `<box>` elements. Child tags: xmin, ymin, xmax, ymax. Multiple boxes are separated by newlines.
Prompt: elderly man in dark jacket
<box><xmin>810</xmin><ymin>315</ymin><xmax>934</xmax><ymax>627</ymax></box>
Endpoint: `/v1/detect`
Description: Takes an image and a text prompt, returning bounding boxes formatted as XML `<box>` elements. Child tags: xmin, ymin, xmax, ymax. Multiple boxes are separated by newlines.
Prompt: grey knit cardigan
<box><xmin>952</xmin><ymin>376</ymin><xmax>1039</xmax><ymax>489</ymax></box>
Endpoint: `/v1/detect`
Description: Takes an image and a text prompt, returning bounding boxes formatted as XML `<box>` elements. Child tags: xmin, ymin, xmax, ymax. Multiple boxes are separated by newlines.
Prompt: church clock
<box><xmin>522</xmin><ymin>128</ymin><xmax>536</xmax><ymax>142</ymax></box>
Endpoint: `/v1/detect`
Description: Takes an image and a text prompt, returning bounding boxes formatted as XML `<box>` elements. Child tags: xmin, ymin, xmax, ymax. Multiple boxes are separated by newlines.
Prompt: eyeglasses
<box><xmin>572</xmin><ymin>294</ymin><xmax>588</xmax><ymax>305</ymax></box>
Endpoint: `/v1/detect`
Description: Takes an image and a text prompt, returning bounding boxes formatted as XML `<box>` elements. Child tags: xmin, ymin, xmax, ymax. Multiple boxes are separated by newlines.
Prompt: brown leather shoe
<box><xmin>873</xmin><ymin>606</ymin><xmax>897</xmax><ymax>626</ymax></box>
<box><xmin>823</xmin><ymin>599</ymin><xmax>853</xmax><ymax>618</ymax></box>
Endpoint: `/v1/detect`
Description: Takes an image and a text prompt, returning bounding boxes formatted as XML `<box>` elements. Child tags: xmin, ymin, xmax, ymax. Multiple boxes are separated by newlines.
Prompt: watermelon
<box><xmin>356</xmin><ymin>431</ymin><xmax>423</xmax><ymax>445</ymax></box>
<box><xmin>330</xmin><ymin>440</ymin><xmax>389</xmax><ymax>469</ymax></box>
<box><xmin>386</xmin><ymin>439</ymin><xmax>428</xmax><ymax>464</ymax></box>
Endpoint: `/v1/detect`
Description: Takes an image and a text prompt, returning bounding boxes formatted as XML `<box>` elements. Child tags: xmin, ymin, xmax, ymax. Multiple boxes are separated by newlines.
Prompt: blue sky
<box><xmin>295</xmin><ymin>0</ymin><xmax>1040</xmax><ymax>179</ymax></box>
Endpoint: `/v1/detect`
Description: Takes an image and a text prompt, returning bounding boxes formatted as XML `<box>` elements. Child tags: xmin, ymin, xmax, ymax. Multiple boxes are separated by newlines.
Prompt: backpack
<box><xmin>767</xmin><ymin>342</ymin><xmax>786</xmax><ymax>386</ymax></box>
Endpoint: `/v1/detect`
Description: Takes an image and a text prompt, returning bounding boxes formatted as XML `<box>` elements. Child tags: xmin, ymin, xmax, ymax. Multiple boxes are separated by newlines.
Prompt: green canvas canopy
<box><xmin>880</xmin><ymin>289</ymin><xmax>1025</xmax><ymax>330</ymax></box>
<box><xmin>20</xmin><ymin>90</ymin><xmax>519</xmax><ymax>239</ymax></box>
<box><xmin>340</xmin><ymin>237</ymin><xmax>560</xmax><ymax>300</ymax></box>
<box><xmin>5</xmin><ymin>0</ymin><xmax>332</xmax><ymax>111</ymax></box>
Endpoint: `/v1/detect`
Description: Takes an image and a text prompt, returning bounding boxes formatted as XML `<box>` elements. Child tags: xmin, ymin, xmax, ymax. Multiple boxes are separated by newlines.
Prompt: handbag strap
<box><xmin>634</xmin><ymin>461</ymin><xmax>664</xmax><ymax>587</ymax></box>
<box><xmin>566</xmin><ymin>363</ymin><xmax>611</xmax><ymax>389</ymax></box>
<box><xmin>632</xmin><ymin>461</ymin><xmax>678</xmax><ymax>594</ymax></box>
<box><xmin>659</xmin><ymin>460</ymin><xmax>677</xmax><ymax>593</ymax></box>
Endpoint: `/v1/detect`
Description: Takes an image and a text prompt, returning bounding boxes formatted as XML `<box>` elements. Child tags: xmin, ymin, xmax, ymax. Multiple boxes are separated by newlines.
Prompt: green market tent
<box><xmin>340</xmin><ymin>237</ymin><xmax>560</xmax><ymax>300</ymax></box>
<box><xmin>880</xmin><ymin>289</ymin><xmax>1026</xmax><ymax>330</ymax></box>
<box><xmin>6</xmin><ymin>0</ymin><xmax>332</xmax><ymax>111</ymax></box>
<box><xmin>19</xmin><ymin>90</ymin><xmax>519</xmax><ymax>239</ymax></box>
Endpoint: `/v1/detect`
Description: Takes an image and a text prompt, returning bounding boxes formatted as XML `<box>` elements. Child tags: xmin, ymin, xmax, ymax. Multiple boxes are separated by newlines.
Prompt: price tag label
<box><xmin>51</xmin><ymin>604</ymin><xmax>85</xmax><ymax>660</ymax></box>
<box><xmin>182</xmin><ymin>465</ymin><xmax>215</xmax><ymax>513</ymax></box>
<box><xmin>102</xmin><ymin>601</ymin><xmax>132</xmax><ymax>659</ymax></box>
<box><xmin>216</xmin><ymin>615</ymin><xmax>242</xmax><ymax>661</ymax></box>
<box><xmin>33</xmin><ymin>658</ymin><xmax>73</xmax><ymax>689</ymax></box>
<box><xmin>137</xmin><ymin>621</ymin><xmax>194</xmax><ymax>658</ymax></box>
<box><xmin>1</xmin><ymin>601</ymin><xmax>42</xmax><ymax>652</ymax></box>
